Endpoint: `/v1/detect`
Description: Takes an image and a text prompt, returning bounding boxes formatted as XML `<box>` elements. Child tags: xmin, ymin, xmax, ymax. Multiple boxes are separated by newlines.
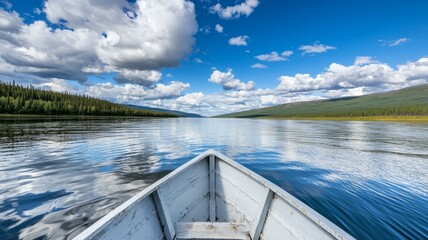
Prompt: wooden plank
<box><xmin>74</xmin><ymin>196</ymin><xmax>164</xmax><ymax>240</ymax></box>
<box><xmin>261</xmin><ymin>196</ymin><xmax>335</xmax><ymax>240</ymax></box>
<box><xmin>175</xmin><ymin>222</ymin><xmax>250</xmax><ymax>240</ymax></box>
<box><xmin>153</xmin><ymin>190</ymin><xmax>175</xmax><ymax>240</ymax></box>
<box><xmin>160</xmin><ymin>159</ymin><xmax>209</xmax><ymax>222</ymax></box>
<box><xmin>215</xmin><ymin>160</ymin><xmax>266</xmax><ymax>223</ymax></box>
<box><xmin>209</xmin><ymin>155</ymin><xmax>216</xmax><ymax>222</ymax></box>
<box><xmin>216</xmin><ymin>195</ymin><xmax>249</xmax><ymax>224</ymax></box>
<box><xmin>179</xmin><ymin>195</ymin><xmax>209</xmax><ymax>222</ymax></box>
<box><xmin>251</xmin><ymin>189</ymin><xmax>273</xmax><ymax>240</ymax></box>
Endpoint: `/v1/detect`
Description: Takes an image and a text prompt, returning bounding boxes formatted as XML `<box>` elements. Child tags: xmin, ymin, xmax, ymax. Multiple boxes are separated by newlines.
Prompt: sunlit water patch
<box><xmin>0</xmin><ymin>118</ymin><xmax>427</xmax><ymax>239</ymax></box>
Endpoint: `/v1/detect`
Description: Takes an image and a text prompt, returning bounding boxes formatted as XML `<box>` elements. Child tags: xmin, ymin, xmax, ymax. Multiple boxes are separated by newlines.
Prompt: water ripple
<box><xmin>0</xmin><ymin>118</ymin><xmax>427</xmax><ymax>239</ymax></box>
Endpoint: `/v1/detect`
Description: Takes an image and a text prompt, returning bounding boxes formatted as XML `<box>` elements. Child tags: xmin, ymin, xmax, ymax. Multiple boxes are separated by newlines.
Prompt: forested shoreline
<box><xmin>0</xmin><ymin>81</ymin><xmax>176</xmax><ymax>117</ymax></box>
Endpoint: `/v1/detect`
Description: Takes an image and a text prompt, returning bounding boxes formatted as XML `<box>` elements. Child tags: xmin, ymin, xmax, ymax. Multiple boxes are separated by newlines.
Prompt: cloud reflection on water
<box><xmin>0</xmin><ymin>118</ymin><xmax>427</xmax><ymax>239</ymax></box>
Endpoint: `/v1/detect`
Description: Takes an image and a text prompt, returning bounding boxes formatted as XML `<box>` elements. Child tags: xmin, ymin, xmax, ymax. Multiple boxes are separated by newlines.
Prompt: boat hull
<box><xmin>74</xmin><ymin>149</ymin><xmax>354</xmax><ymax>240</ymax></box>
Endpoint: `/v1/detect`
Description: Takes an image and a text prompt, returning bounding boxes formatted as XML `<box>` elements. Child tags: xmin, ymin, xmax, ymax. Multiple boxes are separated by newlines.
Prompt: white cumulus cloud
<box><xmin>228</xmin><ymin>35</ymin><xmax>249</xmax><ymax>46</ymax></box>
<box><xmin>36</xmin><ymin>78</ymin><xmax>79</xmax><ymax>94</ymax></box>
<box><xmin>1</xmin><ymin>20</ymin><xmax>99</xmax><ymax>82</ymax></box>
<box><xmin>260</xmin><ymin>95</ymin><xmax>279</xmax><ymax>105</ymax></box>
<box><xmin>210</xmin><ymin>0</ymin><xmax>259</xmax><ymax>19</ymax></box>
<box><xmin>0</xmin><ymin>9</ymin><xmax>21</xmax><ymax>33</ymax></box>
<box><xmin>215</xmin><ymin>24</ymin><xmax>223</xmax><ymax>33</ymax></box>
<box><xmin>277</xmin><ymin>57</ymin><xmax>428</xmax><ymax>92</ymax></box>
<box><xmin>165</xmin><ymin>88</ymin><xmax>324</xmax><ymax>116</ymax></box>
<box><xmin>255</xmin><ymin>51</ymin><xmax>293</xmax><ymax>62</ymax></box>
<box><xmin>86</xmin><ymin>81</ymin><xmax>190</xmax><ymax>101</ymax></box>
<box><xmin>176</xmin><ymin>92</ymin><xmax>205</xmax><ymax>106</ymax></box>
<box><xmin>354</xmin><ymin>56</ymin><xmax>379</xmax><ymax>66</ymax></box>
<box><xmin>114</xmin><ymin>70</ymin><xmax>162</xmax><ymax>86</ymax></box>
<box><xmin>0</xmin><ymin>0</ymin><xmax>198</xmax><ymax>85</ymax></box>
<box><xmin>299</xmin><ymin>43</ymin><xmax>336</xmax><ymax>55</ymax></box>
<box><xmin>209</xmin><ymin>69</ymin><xmax>255</xmax><ymax>91</ymax></box>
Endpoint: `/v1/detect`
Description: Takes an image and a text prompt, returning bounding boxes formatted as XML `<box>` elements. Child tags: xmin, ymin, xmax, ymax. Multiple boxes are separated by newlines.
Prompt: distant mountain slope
<box><xmin>127</xmin><ymin>104</ymin><xmax>203</xmax><ymax>118</ymax></box>
<box><xmin>216</xmin><ymin>84</ymin><xmax>428</xmax><ymax>118</ymax></box>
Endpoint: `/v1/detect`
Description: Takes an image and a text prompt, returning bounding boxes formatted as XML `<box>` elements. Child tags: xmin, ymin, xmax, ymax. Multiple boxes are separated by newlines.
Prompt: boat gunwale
<box><xmin>74</xmin><ymin>149</ymin><xmax>355</xmax><ymax>240</ymax></box>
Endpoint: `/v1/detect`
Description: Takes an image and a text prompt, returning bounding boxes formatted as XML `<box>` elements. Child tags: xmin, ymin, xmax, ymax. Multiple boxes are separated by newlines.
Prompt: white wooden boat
<box><xmin>74</xmin><ymin>149</ymin><xmax>355</xmax><ymax>240</ymax></box>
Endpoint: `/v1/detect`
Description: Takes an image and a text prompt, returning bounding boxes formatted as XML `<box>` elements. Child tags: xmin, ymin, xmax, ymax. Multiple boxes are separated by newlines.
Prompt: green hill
<box><xmin>126</xmin><ymin>104</ymin><xmax>203</xmax><ymax>118</ymax></box>
<box><xmin>216</xmin><ymin>84</ymin><xmax>428</xmax><ymax>119</ymax></box>
<box><xmin>0</xmin><ymin>81</ymin><xmax>176</xmax><ymax>117</ymax></box>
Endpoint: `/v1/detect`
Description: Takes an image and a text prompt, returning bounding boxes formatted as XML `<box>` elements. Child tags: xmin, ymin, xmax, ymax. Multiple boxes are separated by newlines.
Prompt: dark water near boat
<box><xmin>0</xmin><ymin>118</ymin><xmax>427</xmax><ymax>240</ymax></box>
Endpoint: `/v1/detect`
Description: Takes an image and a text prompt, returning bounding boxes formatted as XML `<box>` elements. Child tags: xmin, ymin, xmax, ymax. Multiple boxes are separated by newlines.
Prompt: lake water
<box><xmin>0</xmin><ymin>118</ymin><xmax>427</xmax><ymax>240</ymax></box>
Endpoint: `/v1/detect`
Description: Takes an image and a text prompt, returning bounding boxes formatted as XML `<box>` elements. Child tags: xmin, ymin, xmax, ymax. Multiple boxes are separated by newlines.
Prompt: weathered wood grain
<box><xmin>153</xmin><ymin>190</ymin><xmax>175</xmax><ymax>240</ymax></box>
<box><xmin>215</xmin><ymin>160</ymin><xmax>266</xmax><ymax>224</ymax></box>
<box><xmin>175</xmin><ymin>222</ymin><xmax>250</xmax><ymax>240</ymax></box>
<box><xmin>160</xmin><ymin>159</ymin><xmax>209</xmax><ymax>223</ymax></box>
<box><xmin>80</xmin><ymin>196</ymin><xmax>164</xmax><ymax>240</ymax></box>
<box><xmin>209</xmin><ymin>155</ymin><xmax>216</xmax><ymax>222</ymax></box>
<box><xmin>251</xmin><ymin>189</ymin><xmax>273</xmax><ymax>240</ymax></box>
<box><xmin>261</xmin><ymin>195</ymin><xmax>335</xmax><ymax>240</ymax></box>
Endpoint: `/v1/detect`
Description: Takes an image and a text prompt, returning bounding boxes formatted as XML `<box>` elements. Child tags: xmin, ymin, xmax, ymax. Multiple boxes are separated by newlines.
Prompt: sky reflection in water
<box><xmin>0</xmin><ymin>118</ymin><xmax>427</xmax><ymax>239</ymax></box>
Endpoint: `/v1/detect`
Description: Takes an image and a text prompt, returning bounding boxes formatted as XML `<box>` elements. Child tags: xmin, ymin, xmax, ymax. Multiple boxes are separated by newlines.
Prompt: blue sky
<box><xmin>0</xmin><ymin>0</ymin><xmax>428</xmax><ymax>116</ymax></box>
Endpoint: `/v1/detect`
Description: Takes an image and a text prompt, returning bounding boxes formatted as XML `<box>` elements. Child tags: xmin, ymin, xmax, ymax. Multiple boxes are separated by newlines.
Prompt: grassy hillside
<box><xmin>126</xmin><ymin>104</ymin><xmax>203</xmax><ymax>118</ymax></box>
<box><xmin>0</xmin><ymin>81</ymin><xmax>176</xmax><ymax>117</ymax></box>
<box><xmin>216</xmin><ymin>84</ymin><xmax>428</xmax><ymax>119</ymax></box>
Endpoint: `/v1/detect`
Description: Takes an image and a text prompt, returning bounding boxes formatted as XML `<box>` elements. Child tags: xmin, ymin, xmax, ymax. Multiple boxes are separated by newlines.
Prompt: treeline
<box><xmin>276</xmin><ymin>105</ymin><xmax>428</xmax><ymax>118</ymax></box>
<box><xmin>0</xmin><ymin>81</ymin><xmax>176</xmax><ymax>117</ymax></box>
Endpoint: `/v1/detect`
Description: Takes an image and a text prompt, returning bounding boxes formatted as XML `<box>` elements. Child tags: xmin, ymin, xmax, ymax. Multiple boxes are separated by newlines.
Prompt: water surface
<box><xmin>0</xmin><ymin>118</ymin><xmax>427</xmax><ymax>239</ymax></box>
